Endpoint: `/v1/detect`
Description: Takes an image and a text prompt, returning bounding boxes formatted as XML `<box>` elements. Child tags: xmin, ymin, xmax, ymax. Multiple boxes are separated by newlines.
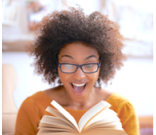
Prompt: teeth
<box><xmin>72</xmin><ymin>83</ymin><xmax>86</xmax><ymax>87</ymax></box>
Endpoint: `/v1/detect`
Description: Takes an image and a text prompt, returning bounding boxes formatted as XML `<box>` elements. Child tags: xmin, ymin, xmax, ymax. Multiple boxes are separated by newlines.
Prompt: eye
<box><xmin>84</xmin><ymin>64</ymin><xmax>94</xmax><ymax>68</ymax></box>
<box><xmin>64</xmin><ymin>64</ymin><xmax>73</xmax><ymax>68</ymax></box>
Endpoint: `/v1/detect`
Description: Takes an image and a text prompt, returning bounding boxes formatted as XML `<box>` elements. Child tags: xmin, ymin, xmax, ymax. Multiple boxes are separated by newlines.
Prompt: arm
<box><xmin>118</xmin><ymin>101</ymin><xmax>140</xmax><ymax>135</ymax></box>
<box><xmin>14</xmin><ymin>98</ymin><xmax>41</xmax><ymax>135</ymax></box>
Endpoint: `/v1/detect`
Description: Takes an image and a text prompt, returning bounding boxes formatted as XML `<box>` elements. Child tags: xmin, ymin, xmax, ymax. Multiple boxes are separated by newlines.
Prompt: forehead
<box><xmin>58</xmin><ymin>42</ymin><xmax>99</xmax><ymax>57</ymax></box>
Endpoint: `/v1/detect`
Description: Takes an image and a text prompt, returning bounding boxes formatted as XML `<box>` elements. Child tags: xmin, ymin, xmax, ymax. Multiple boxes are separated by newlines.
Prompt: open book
<box><xmin>37</xmin><ymin>100</ymin><xmax>127</xmax><ymax>135</ymax></box>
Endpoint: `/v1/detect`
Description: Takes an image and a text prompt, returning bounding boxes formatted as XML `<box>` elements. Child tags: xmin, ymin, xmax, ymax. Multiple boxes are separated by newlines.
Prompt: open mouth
<box><xmin>71</xmin><ymin>83</ymin><xmax>87</xmax><ymax>95</ymax></box>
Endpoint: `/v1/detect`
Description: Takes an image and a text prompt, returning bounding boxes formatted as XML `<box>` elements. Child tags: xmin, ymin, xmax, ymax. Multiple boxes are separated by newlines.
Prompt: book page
<box><xmin>38</xmin><ymin>127</ymin><xmax>73</xmax><ymax>132</ymax></box>
<box><xmin>39</xmin><ymin>115</ymin><xmax>75</xmax><ymax>131</ymax></box>
<box><xmin>78</xmin><ymin>101</ymin><xmax>111</xmax><ymax>132</ymax></box>
<box><xmin>46</xmin><ymin>106</ymin><xmax>77</xmax><ymax>131</ymax></box>
<box><xmin>51</xmin><ymin>100</ymin><xmax>79</xmax><ymax>132</ymax></box>
<box><xmin>82</xmin><ymin>128</ymin><xmax>127</xmax><ymax>135</ymax></box>
<box><xmin>46</xmin><ymin>106</ymin><xmax>67</xmax><ymax>120</ymax></box>
<box><xmin>85</xmin><ymin>108</ymin><xmax>119</xmax><ymax>127</ymax></box>
<box><xmin>37</xmin><ymin>130</ymin><xmax>78</xmax><ymax>135</ymax></box>
<box><xmin>84</xmin><ymin>120</ymin><xmax>123</xmax><ymax>132</ymax></box>
<box><xmin>83</xmin><ymin>108</ymin><xmax>123</xmax><ymax>132</ymax></box>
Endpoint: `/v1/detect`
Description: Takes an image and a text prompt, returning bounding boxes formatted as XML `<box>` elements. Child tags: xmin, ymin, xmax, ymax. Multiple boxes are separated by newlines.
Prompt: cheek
<box><xmin>58</xmin><ymin>67</ymin><xmax>70</xmax><ymax>84</ymax></box>
<box><xmin>88</xmin><ymin>70</ymin><xmax>100</xmax><ymax>84</ymax></box>
<box><xmin>92</xmin><ymin>68</ymin><xmax>100</xmax><ymax>82</ymax></box>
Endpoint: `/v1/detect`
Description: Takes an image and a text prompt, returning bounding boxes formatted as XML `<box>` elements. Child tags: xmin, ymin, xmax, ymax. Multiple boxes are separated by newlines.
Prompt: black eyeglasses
<box><xmin>58</xmin><ymin>60</ymin><xmax>101</xmax><ymax>74</ymax></box>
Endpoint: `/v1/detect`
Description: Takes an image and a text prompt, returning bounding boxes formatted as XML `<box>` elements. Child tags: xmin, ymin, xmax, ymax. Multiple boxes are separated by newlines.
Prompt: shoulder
<box><xmin>107</xmin><ymin>93</ymin><xmax>135</xmax><ymax>112</ymax></box>
<box><xmin>107</xmin><ymin>93</ymin><xmax>138</xmax><ymax>123</ymax></box>
<box><xmin>15</xmin><ymin>91</ymin><xmax>50</xmax><ymax>134</ymax></box>
<box><xmin>107</xmin><ymin>93</ymin><xmax>140</xmax><ymax>134</ymax></box>
<box><xmin>108</xmin><ymin>93</ymin><xmax>139</xmax><ymax>126</ymax></box>
<box><xmin>19</xmin><ymin>91</ymin><xmax>52</xmax><ymax>111</ymax></box>
<box><xmin>107</xmin><ymin>93</ymin><xmax>131</xmax><ymax>104</ymax></box>
<box><xmin>98</xmin><ymin>89</ymin><xmax>134</xmax><ymax>112</ymax></box>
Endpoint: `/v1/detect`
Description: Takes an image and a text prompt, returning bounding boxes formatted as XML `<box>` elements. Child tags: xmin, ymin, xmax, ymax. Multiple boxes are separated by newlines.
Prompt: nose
<box><xmin>73</xmin><ymin>67</ymin><xmax>85</xmax><ymax>80</ymax></box>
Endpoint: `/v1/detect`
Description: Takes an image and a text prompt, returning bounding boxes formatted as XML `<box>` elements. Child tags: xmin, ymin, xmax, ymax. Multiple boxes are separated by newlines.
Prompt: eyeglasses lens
<box><xmin>61</xmin><ymin>64</ymin><xmax>98</xmax><ymax>73</ymax></box>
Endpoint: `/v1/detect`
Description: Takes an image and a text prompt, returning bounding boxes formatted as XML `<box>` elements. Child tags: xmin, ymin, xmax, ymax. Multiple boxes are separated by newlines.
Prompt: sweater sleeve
<box><xmin>14</xmin><ymin>97</ymin><xmax>42</xmax><ymax>135</ymax></box>
<box><xmin>118</xmin><ymin>101</ymin><xmax>140</xmax><ymax>135</ymax></box>
<box><xmin>107</xmin><ymin>93</ymin><xmax>140</xmax><ymax>135</ymax></box>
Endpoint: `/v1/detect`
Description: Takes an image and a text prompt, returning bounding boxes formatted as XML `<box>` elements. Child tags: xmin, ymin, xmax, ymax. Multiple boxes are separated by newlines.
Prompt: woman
<box><xmin>15</xmin><ymin>7</ymin><xmax>140</xmax><ymax>135</ymax></box>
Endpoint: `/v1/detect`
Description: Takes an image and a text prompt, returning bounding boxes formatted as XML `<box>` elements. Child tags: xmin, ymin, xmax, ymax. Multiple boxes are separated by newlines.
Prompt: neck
<box><xmin>63</xmin><ymin>86</ymin><xmax>98</xmax><ymax>110</ymax></box>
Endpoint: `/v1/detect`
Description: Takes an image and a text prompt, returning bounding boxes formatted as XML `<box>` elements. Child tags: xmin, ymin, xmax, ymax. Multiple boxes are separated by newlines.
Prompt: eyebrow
<box><xmin>61</xmin><ymin>54</ymin><xmax>97</xmax><ymax>60</ymax></box>
<box><xmin>61</xmin><ymin>55</ymin><xmax>74</xmax><ymax>59</ymax></box>
<box><xmin>85</xmin><ymin>55</ymin><xmax>97</xmax><ymax>60</ymax></box>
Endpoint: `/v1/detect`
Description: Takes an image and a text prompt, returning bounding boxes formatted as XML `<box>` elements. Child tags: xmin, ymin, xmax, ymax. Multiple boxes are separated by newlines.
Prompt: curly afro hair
<box><xmin>28</xmin><ymin>7</ymin><xmax>126</xmax><ymax>87</ymax></box>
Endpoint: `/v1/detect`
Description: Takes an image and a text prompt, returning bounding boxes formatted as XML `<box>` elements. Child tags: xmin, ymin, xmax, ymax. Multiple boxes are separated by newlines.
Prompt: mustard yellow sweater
<box><xmin>15</xmin><ymin>91</ymin><xmax>140</xmax><ymax>135</ymax></box>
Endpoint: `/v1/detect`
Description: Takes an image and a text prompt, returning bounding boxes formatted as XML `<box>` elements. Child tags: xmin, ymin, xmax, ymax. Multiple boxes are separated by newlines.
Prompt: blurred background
<box><xmin>2</xmin><ymin>0</ymin><xmax>153</xmax><ymax>134</ymax></box>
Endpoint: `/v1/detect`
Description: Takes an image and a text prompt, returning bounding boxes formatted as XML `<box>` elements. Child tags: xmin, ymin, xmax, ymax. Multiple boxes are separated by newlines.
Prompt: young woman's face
<box><xmin>58</xmin><ymin>42</ymin><xmax>100</xmax><ymax>102</ymax></box>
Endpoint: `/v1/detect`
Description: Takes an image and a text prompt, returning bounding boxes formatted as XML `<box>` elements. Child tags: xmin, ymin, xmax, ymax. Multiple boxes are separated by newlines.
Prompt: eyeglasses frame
<box><xmin>58</xmin><ymin>60</ymin><xmax>101</xmax><ymax>74</ymax></box>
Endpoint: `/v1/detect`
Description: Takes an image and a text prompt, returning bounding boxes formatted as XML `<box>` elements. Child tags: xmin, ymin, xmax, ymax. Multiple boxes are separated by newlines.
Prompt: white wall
<box><xmin>2</xmin><ymin>52</ymin><xmax>51</xmax><ymax>109</ymax></box>
<box><xmin>2</xmin><ymin>52</ymin><xmax>153</xmax><ymax>116</ymax></box>
<box><xmin>106</xmin><ymin>58</ymin><xmax>154</xmax><ymax>116</ymax></box>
